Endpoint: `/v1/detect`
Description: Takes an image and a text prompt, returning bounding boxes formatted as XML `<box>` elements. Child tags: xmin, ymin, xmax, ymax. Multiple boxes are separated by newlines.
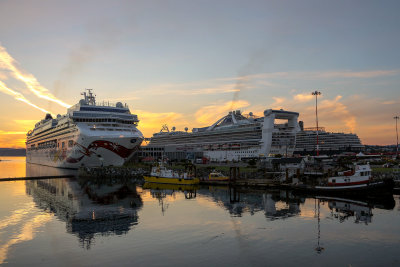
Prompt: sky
<box><xmin>0</xmin><ymin>0</ymin><xmax>399</xmax><ymax>148</ymax></box>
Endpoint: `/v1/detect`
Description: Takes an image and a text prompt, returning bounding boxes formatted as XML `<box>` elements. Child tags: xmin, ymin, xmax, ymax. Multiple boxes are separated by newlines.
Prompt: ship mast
<box><xmin>81</xmin><ymin>89</ymin><xmax>96</xmax><ymax>105</ymax></box>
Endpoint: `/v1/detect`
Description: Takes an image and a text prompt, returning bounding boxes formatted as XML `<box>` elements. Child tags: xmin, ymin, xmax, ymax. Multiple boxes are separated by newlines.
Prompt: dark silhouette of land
<box><xmin>0</xmin><ymin>148</ymin><xmax>26</xmax><ymax>156</ymax></box>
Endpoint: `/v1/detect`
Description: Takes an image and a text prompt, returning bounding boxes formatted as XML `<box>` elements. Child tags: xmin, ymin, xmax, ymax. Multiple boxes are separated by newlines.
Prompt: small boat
<box><xmin>143</xmin><ymin>161</ymin><xmax>199</xmax><ymax>185</ymax></box>
<box><xmin>311</xmin><ymin>163</ymin><xmax>394</xmax><ymax>194</ymax></box>
<box><xmin>208</xmin><ymin>171</ymin><xmax>229</xmax><ymax>181</ymax></box>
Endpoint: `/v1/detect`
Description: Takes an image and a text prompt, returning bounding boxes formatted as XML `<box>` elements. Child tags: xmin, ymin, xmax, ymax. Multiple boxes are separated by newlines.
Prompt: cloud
<box><xmin>313</xmin><ymin>70</ymin><xmax>400</xmax><ymax>79</ymax></box>
<box><xmin>0</xmin><ymin>130</ymin><xmax>26</xmax><ymax>135</ymax></box>
<box><xmin>318</xmin><ymin>95</ymin><xmax>357</xmax><ymax>133</ymax></box>
<box><xmin>382</xmin><ymin>99</ymin><xmax>400</xmax><ymax>105</ymax></box>
<box><xmin>294</xmin><ymin>93</ymin><xmax>314</xmax><ymax>102</ymax></box>
<box><xmin>268</xmin><ymin>93</ymin><xmax>357</xmax><ymax>134</ymax></box>
<box><xmin>195</xmin><ymin>100</ymin><xmax>250</xmax><ymax>125</ymax></box>
<box><xmin>0</xmin><ymin>81</ymin><xmax>51</xmax><ymax>114</ymax></box>
<box><xmin>142</xmin><ymin>81</ymin><xmax>245</xmax><ymax>97</ymax></box>
<box><xmin>136</xmin><ymin>110</ymin><xmax>188</xmax><ymax>138</ymax></box>
<box><xmin>0</xmin><ymin>44</ymin><xmax>70</xmax><ymax>108</ymax></box>
<box><xmin>271</xmin><ymin>97</ymin><xmax>286</xmax><ymax>109</ymax></box>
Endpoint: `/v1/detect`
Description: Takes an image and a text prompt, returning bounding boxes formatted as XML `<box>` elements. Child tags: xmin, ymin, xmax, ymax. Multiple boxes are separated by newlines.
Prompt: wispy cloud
<box><xmin>0</xmin><ymin>44</ymin><xmax>70</xmax><ymax>108</ymax></box>
<box><xmin>195</xmin><ymin>100</ymin><xmax>250</xmax><ymax>125</ymax></box>
<box><xmin>0</xmin><ymin>81</ymin><xmax>51</xmax><ymax>114</ymax></box>
<box><xmin>142</xmin><ymin>81</ymin><xmax>244</xmax><ymax>97</ymax></box>
<box><xmin>312</xmin><ymin>70</ymin><xmax>400</xmax><ymax>79</ymax></box>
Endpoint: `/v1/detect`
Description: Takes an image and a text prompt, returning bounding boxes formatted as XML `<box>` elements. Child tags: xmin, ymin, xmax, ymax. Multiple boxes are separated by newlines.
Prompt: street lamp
<box><xmin>394</xmin><ymin>116</ymin><xmax>399</xmax><ymax>159</ymax></box>
<box><xmin>312</xmin><ymin>91</ymin><xmax>322</xmax><ymax>156</ymax></box>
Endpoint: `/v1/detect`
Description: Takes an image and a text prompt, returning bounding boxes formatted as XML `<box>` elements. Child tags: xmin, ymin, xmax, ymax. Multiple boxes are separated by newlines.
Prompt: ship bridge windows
<box><xmin>79</xmin><ymin>106</ymin><xmax>128</xmax><ymax>113</ymax></box>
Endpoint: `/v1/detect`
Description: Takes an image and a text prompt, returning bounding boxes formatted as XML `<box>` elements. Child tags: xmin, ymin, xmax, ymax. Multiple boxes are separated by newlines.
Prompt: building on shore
<box><xmin>294</xmin><ymin>121</ymin><xmax>364</xmax><ymax>155</ymax></box>
<box><xmin>140</xmin><ymin>109</ymin><xmax>300</xmax><ymax>162</ymax></box>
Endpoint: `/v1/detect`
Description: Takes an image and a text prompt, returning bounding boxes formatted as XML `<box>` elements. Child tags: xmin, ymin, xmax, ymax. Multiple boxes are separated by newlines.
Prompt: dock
<box><xmin>0</xmin><ymin>175</ymin><xmax>74</xmax><ymax>182</ymax></box>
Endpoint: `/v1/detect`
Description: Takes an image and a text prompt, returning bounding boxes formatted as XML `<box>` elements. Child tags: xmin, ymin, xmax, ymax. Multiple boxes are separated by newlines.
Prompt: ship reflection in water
<box><xmin>199</xmin><ymin>186</ymin><xmax>304</xmax><ymax>219</ymax></box>
<box><xmin>319</xmin><ymin>195</ymin><xmax>395</xmax><ymax>225</ymax></box>
<box><xmin>0</xmin><ymin>163</ymin><xmax>398</xmax><ymax>265</ymax></box>
<box><xmin>25</xmin><ymin>165</ymin><xmax>142</xmax><ymax>249</ymax></box>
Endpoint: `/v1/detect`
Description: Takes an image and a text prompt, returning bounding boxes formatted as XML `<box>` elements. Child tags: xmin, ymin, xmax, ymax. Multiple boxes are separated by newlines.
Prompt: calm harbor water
<box><xmin>1</xmin><ymin>157</ymin><xmax>400</xmax><ymax>266</ymax></box>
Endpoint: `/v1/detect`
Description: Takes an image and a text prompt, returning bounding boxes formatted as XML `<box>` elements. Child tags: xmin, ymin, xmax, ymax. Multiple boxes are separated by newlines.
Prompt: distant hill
<box><xmin>0</xmin><ymin>148</ymin><xmax>26</xmax><ymax>156</ymax></box>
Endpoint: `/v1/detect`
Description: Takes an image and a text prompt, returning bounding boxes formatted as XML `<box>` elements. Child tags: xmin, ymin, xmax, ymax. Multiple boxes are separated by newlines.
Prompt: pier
<box><xmin>0</xmin><ymin>175</ymin><xmax>74</xmax><ymax>182</ymax></box>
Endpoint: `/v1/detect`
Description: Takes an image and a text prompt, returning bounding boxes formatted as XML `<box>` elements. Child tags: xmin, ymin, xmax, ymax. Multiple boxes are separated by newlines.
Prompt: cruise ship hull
<box><xmin>27</xmin><ymin>133</ymin><xmax>142</xmax><ymax>169</ymax></box>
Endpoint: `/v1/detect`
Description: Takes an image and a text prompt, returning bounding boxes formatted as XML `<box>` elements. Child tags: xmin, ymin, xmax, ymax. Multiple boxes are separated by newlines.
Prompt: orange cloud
<box><xmin>137</xmin><ymin>110</ymin><xmax>188</xmax><ymax>138</ymax></box>
<box><xmin>271</xmin><ymin>97</ymin><xmax>286</xmax><ymax>109</ymax></box>
<box><xmin>269</xmin><ymin>93</ymin><xmax>357</xmax><ymax>134</ymax></box>
<box><xmin>294</xmin><ymin>93</ymin><xmax>314</xmax><ymax>102</ymax></box>
<box><xmin>318</xmin><ymin>95</ymin><xmax>357</xmax><ymax>133</ymax></box>
<box><xmin>195</xmin><ymin>100</ymin><xmax>250</xmax><ymax>125</ymax></box>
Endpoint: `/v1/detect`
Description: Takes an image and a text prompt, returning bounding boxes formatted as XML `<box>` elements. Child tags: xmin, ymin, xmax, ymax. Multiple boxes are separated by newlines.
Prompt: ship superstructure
<box><xmin>26</xmin><ymin>89</ymin><xmax>143</xmax><ymax>168</ymax></box>
<box><xmin>295</xmin><ymin>123</ymin><xmax>364</xmax><ymax>155</ymax></box>
<box><xmin>144</xmin><ymin>109</ymin><xmax>300</xmax><ymax>161</ymax></box>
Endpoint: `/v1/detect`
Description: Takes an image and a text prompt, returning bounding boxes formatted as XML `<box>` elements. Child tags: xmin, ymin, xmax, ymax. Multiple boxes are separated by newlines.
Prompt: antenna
<box><xmin>84</xmin><ymin>88</ymin><xmax>96</xmax><ymax>105</ymax></box>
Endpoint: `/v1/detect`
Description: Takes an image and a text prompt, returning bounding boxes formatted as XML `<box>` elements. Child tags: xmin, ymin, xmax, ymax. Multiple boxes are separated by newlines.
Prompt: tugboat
<box><xmin>314</xmin><ymin>163</ymin><xmax>394</xmax><ymax>194</ymax></box>
<box><xmin>143</xmin><ymin>161</ymin><xmax>199</xmax><ymax>185</ymax></box>
<box><xmin>296</xmin><ymin>163</ymin><xmax>394</xmax><ymax>195</ymax></box>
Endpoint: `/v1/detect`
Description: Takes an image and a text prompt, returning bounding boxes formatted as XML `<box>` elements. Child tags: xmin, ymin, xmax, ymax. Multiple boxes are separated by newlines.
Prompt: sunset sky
<box><xmin>0</xmin><ymin>0</ymin><xmax>399</xmax><ymax>148</ymax></box>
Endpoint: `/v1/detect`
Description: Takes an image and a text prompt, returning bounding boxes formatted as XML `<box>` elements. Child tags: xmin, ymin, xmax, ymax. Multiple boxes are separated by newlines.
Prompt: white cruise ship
<box><xmin>294</xmin><ymin>122</ymin><xmax>364</xmax><ymax>155</ymax></box>
<box><xmin>143</xmin><ymin>109</ymin><xmax>300</xmax><ymax>162</ymax></box>
<box><xmin>26</xmin><ymin>89</ymin><xmax>143</xmax><ymax>168</ymax></box>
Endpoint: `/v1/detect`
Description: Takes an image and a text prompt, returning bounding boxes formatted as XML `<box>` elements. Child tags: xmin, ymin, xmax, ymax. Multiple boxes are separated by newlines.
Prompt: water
<box><xmin>1</xmin><ymin>157</ymin><xmax>400</xmax><ymax>266</ymax></box>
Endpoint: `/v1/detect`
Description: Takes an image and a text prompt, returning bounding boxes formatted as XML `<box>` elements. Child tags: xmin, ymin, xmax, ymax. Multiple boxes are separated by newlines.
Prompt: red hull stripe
<box><xmin>328</xmin><ymin>180</ymin><xmax>369</xmax><ymax>186</ymax></box>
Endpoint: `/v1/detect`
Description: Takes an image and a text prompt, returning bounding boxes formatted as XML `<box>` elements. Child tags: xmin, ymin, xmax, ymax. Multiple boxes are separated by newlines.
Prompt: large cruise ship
<box><xmin>294</xmin><ymin>122</ymin><xmax>364</xmax><ymax>155</ymax></box>
<box><xmin>26</xmin><ymin>90</ymin><xmax>143</xmax><ymax>168</ymax></box>
<box><xmin>143</xmin><ymin>109</ymin><xmax>300</xmax><ymax>161</ymax></box>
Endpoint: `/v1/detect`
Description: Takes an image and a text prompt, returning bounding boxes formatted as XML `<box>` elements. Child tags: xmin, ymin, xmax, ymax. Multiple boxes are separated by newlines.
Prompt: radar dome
<box><xmin>249</xmin><ymin>112</ymin><xmax>253</xmax><ymax>116</ymax></box>
<box><xmin>79</xmin><ymin>99</ymin><xmax>87</xmax><ymax>105</ymax></box>
<box><xmin>185</xmin><ymin>127</ymin><xmax>188</xmax><ymax>132</ymax></box>
<box><xmin>116</xmin><ymin>102</ymin><xmax>123</xmax><ymax>108</ymax></box>
<box><xmin>172</xmin><ymin>126</ymin><xmax>176</xmax><ymax>131</ymax></box>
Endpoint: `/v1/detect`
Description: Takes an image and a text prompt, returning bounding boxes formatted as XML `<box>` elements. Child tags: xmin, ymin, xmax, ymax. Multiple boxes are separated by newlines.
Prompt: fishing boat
<box><xmin>143</xmin><ymin>162</ymin><xmax>199</xmax><ymax>185</ymax></box>
<box><xmin>208</xmin><ymin>171</ymin><xmax>229</xmax><ymax>181</ymax></box>
<box><xmin>311</xmin><ymin>163</ymin><xmax>394</xmax><ymax>194</ymax></box>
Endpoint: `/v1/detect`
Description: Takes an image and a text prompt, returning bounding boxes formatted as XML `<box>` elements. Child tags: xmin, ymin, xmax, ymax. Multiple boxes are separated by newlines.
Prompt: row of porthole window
<box><xmin>74</xmin><ymin>118</ymin><xmax>136</xmax><ymax>124</ymax></box>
